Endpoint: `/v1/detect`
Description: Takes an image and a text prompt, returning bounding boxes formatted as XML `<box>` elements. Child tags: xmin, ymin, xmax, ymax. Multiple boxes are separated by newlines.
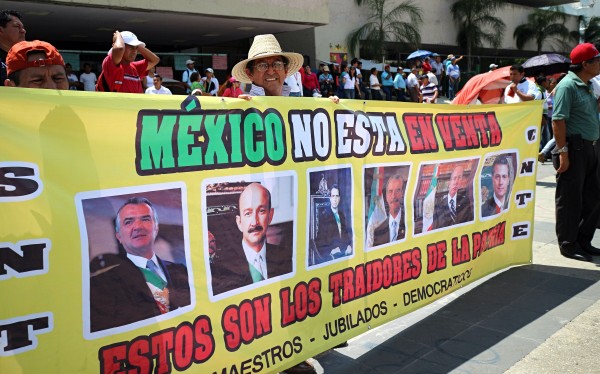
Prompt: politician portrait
<box><xmin>414</xmin><ymin>159</ymin><xmax>478</xmax><ymax>234</ymax></box>
<box><xmin>364</xmin><ymin>165</ymin><xmax>410</xmax><ymax>249</ymax></box>
<box><xmin>207</xmin><ymin>174</ymin><xmax>295</xmax><ymax>296</ymax></box>
<box><xmin>308</xmin><ymin>167</ymin><xmax>353</xmax><ymax>266</ymax></box>
<box><xmin>80</xmin><ymin>187</ymin><xmax>191</xmax><ymax>333</ymax></box>
<box><xmin>481</xmin><ymin>153</ymin><xmax>517</xmax><ymax>218</ymax></box>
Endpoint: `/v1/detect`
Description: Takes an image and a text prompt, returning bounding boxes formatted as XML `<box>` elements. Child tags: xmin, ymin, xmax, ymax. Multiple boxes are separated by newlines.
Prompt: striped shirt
<box><xmin>420</xmin><ymin>83</ymin><xmax>438</xmax><ymax>103</ymax></box>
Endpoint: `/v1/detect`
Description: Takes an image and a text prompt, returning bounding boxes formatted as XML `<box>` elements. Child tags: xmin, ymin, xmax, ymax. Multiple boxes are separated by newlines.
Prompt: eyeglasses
<box><xmin>254</xmin><ymin>61</ymin><xmax>287</xmax><ymax>72</ymax></box>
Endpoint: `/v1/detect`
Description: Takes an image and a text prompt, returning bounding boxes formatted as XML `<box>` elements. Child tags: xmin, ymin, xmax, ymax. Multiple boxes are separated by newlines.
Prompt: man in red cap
<box><xmin>552</xmin><ymin>42</ymin><xmax>600</xmax><ymax>262</ymax></box>
<box><xmin>4</xmin><ymin>40</ymin><xmax>68</xmax><ymax>89</ymax></box>
<box><xmin>97</xmin><ymin>30</ymin><xmax>159</xmax><ymax>93</ymax></box>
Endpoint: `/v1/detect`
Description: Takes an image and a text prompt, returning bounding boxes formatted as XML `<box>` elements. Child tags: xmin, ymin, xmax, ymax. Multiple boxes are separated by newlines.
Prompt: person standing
<box><xmin>0</xmin><ymin>9</ymin><xmax>26</xmax><ymax>86</ymax></box>
<box><xmin>65</xmin><ymin>63</ymin><xmax>81</xmax><ymax>90</ymax></box>
<box><xmin>446</xmin><ymin>57</ymin><xmax>461</xmax><ymax>100</ymax></box>
<box><xmin>430</xmin><ymin>54</ymin><xmax>444</xmax><ymax>94</ymax></box>
<box><xmin>406</xmin><ymin>67</ymin><xmax>420</xmax><ymax>102</ymax></box>
<box><xmin>503</xmin><ymin>64</ymin><xmax>538</xmax><ymax>104</ymax></box>
<box><xmin>393</xmin><ymin>69</ymin><xmax>407</xmax><ymax>101</ymax></box>
<box><xmin>552</xmin><ymin>43</ymin><xmax>600</xmax><ymax>262</ymax></box>
<box><xmin>301</xmin><ymin>64</ymin><xmax>320</xmax><ymax>97</ymax></box>
<box><xmin>182</xmin><ymin>59</ymin><xmax>197</xmax><ymax>93</ymax></box>
<box><xmin>98</xmin><ymin>30</ymin><xmax>159</xmax><ymax>93</ymax></box>
<box><xmin>145</xmin><ymin>74</ymin><xmax>172</xmax><ymax>95</ymax></box>
<box><xmin>369</xmin><ymin>67</ymin><xmax>382</xmax><ymax>100</ymax></box>
<box><xmin>79</xmin><ymin>63</ymin><xmax>97</xmax><ymax>91</ymax></box>
<box><xmin>381</xmin><ymin>65</ymin><xmax>394</xmax><ymax>101</ymax></box>
<box><xmin>202</xmin><ymin>67</ymin><xmax>219</xmax><ymax>96</ymax></box>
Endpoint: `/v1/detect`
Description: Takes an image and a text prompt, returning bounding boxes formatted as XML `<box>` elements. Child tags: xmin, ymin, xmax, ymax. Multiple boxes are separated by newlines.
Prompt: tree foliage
<box><xmin>347</xmin><ymin>0</ymin><xmax>423</xmax><ymax>59</ymax></box>
<box><xmin>578</xmin><ymin>16</ymin><xmax>600</xmax><ymax>44</ymax></box>
<box><xmin>514</xmin><ymin>7</ymin><xmax>573</xmax><ymax>54</ymax></box>
<box><xmin>450</xmin><ymin>0</ymin><xmax>506</xmax><ymax>71</ymax></box>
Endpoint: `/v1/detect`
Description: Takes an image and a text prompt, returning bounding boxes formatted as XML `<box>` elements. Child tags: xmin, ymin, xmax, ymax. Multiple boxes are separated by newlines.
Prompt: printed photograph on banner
<box><xmin>205</xmin><ymin>172</ymin><xmax>296</xmax><ymax>297</ymax></box>
<box><xmin>413</xmin><ymin>159</ymin><xmax>479</xmax><ymax>235</ymax></box>
<box><xmin>480</xmin><ymin>152</ymin><xmax>518</xmax><ymax>219</ymax></box>
<box><xmin>363</xmin><ymin>164</ymin><xmax>411</xmax><ymax>250</ymax></box>
<box><xmin>307</xmin><ymin>166</ymin><xmax>354</xmax><ymax>267</ymax></box>
<box><xmin>77</xmin><ymin>185</ymin><xmax>192</xmax><ymax>337</ymax></box>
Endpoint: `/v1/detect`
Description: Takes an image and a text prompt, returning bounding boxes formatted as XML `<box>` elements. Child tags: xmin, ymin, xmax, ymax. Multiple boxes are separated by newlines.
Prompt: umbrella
<box><xmin>452</xmin><ymin>66</ymin><xmax>512</xmax><ymax>105</ymax></box>
<box><xmin>522</xmin><ymin>53</ymin><xmax>570</xmax><ymax>76</ymax></box>
<box><xmin>406</xmin><ymin>50</ymin><xmax>433</xmax><ymax>60</ymax></box>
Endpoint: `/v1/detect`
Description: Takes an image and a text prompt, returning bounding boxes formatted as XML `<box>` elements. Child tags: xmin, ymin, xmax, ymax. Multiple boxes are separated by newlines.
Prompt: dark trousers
<box><xmin>555</xmin><ymin>139</ymin><xmax>600</xmax><ymax>246</ymax></box>
<box><xmin>370</xmin><ymin>89</ymin><xmax>382</xmax><ymax>100</ymax></box>
<box><xmin>382</xmin><ymin>86</ymin><xmax>392</xmax><ymax>101</ymax></box>
<box><xmin>396</xmin><ymin>88</ymin><xmax>407</xmax><ymax>101</ymax></box>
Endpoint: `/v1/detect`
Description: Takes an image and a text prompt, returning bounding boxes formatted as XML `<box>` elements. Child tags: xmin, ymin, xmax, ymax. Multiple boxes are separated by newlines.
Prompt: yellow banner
<box><xmin>0</xmin><ymin>88</ymin><xmax>541</xmax><ymax>373</ymax></box>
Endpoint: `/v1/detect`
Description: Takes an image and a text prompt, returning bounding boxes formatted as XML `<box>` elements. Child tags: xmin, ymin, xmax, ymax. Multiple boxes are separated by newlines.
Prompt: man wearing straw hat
<box><xmin>232</xmin><ymin>34</ymin><xmax>338</xmax><ymax>104</ymax></box>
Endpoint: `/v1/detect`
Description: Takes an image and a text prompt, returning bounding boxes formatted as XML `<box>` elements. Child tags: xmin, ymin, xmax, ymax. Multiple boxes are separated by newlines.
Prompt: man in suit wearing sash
<box><xmin>372</xmin><ymin>174</ymin><xmax>406</xmax><ymax>246</ymax></box>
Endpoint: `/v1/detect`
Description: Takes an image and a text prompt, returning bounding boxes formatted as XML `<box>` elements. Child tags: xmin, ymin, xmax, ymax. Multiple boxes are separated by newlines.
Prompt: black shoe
<box><xmin>579</xmin><ymin>242</ymin><xmax>600</xmax><ymax>256</ymax></box>
<box><xmin>334</xmin><ymin>341</ymin><xmax>348</xmax><ymax>348</ymax></box>
<box><xmin>283</xmin><ymin>361</ymin><xmax>316</xmax><ymax>374</ymax></box>
<box><xmin>560</xmin><ymin>243</ymin><xmax>593</xmax><ymax>262</ymax></box>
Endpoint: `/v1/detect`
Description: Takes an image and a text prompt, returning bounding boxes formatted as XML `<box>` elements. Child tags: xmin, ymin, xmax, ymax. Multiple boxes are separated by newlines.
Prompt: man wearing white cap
<box><xmin>489</xmin><ymin>63</ymin><xmax>498</xmax><ymax>72</ymax></box>
<box><xmin>182</xmin><ymin>59</ymin><xmax>197</xmax><ymax>93</ymax></box>
<box><xmin>97</xmin><ymin>30</ymin><xmax>159</xmax><ymax>93</ymax></box>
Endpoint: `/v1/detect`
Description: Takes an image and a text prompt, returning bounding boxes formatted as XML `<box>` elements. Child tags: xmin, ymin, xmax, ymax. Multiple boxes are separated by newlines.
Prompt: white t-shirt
<box><xmin>369</xmin><ymin>74</ymin><xmax>381</xmax><ymax>90</ymax></box>
<box><xmin>145</xmin><ymin>85</ymin><xmax>172</xmax><ymax>95</ymax></box>
<box><xmin>284</xmin><ymin>72</ymin><xmax>302</xmax><ymax>94</ymax></box>
<box><xmin>407</xmin><ymin>73</ymin><xmax>419</xmax><ymax>89</ymax></box>
<box><xmin>79</xmin><ymin>72</ymin><xmax>97</xmax><ymax>91</ymax></box>
<box><xmin>503</xmin><ymin>79</ymin><xmax>539</xmax><ymax>104</ymax></box>
<box><xmin>344</xmin><ymin>75</ymin><xmax>356</xmax><ymax>90</ymax></box>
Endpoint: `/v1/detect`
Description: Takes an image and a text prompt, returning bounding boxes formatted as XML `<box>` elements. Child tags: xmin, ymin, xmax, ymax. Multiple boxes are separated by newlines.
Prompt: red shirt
<box><xmin>300</xmin><ymin>69</ymin><xmax>320</xmax><ymax>91</ymax></box>
<box><xmin>101</xmin><ymin>49</ymin><xmax>148</xmax><ymax>93</ymax></box>
<box><xmin>422</xmin><ymin>61</ymin><xmax>432</xmax><ymax>73</ymax></box>
<box><xmin>222</xmin><ymin>87</ymin><xmax>244</xmax><ymax>98</ymax></box>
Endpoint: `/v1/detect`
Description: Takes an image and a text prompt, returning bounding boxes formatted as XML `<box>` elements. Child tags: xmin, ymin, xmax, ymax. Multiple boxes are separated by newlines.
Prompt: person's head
<box><xmin>5</xmin><ymin>40</ymin><xmax>68</xmax><ymax>89</ymax></box>
<box><xmin>153</xmin><ymin>74</ymin><xmax>162</xmax><ymax>89</ymax></box>
<box><xmin>434</xmin><ymin>54</ymin><xmax>441</xmax><ymax>62</ymax></box>
<box><xmin>229</xmin><ymin>76</ymin><xmax>240</xmax><ymax>89</ymax></box>
<box><xmin>119</xmin><ymin>31</ymin><xmax>145</xmax><ymax>63</ymax></box>
<box><xmin>451</xmin><ymin>57</ymin><xmax>457</xmax><ymax>65</ymax></box>
<box><xmin>509</xmin><ymin>64</ymin><xmax>525</xmax><ymax>84</ymax></box>
<box><xmin>65</xmin><ymin>63</ymin><xmax>73</xmax><ymax>74</ymax></box>
<box><xmin>371</xmin><ymin>67</ymin><xmax>377</xmax><ymax>75</ymax></box>
<box><xmin>385</xmin><ymin>65</ymin><xmax>390</xmax><ymax>71</ymax></box>
<box><xmin>492</xmin><ymin>157</ymin><xmax>510</xmax><ymax>200</ymax></box>
<box><xmin>489</xmin><ymin>63</ymin><xmax>498</xmax><ymax>71</ymax></box>
<box><xmin>304</xmin><ymin>64</ymin><xmax>312</xmax><ymax>74</ymax></box>
<box><xmin>569</xmin><ymin>42</ymin><xmax>600</xmax><ymax>78</ymax></box>
<box><xmin>205</xmin><ymin>67</ymin><xmax>214</xmax><ymax>78</ymax></box>
<box><xmin>236</xmin><ymin>183</ymin><xmax>274</xmax><ymax>252</ymax></box>
<box><xmin>231</xmin><ymin>34</ymin><xmax>303</xmax><ymax>96</ymax></box>
<box><xmin>535</xmin><ymin>75</ymin><xmax>548</xmax><ymax>89</ymax></box>
<box><xmin>0</xmin><ymin>10</ymin><xmax>25</xmax><ymax>52</ymax></box>
<box><xmin>330</xmin><ymin>184</ymin><xmax>341</xmax><ymax>210</ymax></box>
<box><xmin>323</xmin><ymin>65</ymin><xmax>330</xmax><ymax>74</ymax></box>
<box><xmin>349</xmin><ymin>66</ymin><xmax>357</xmax><ymax>76</ymax></box>
<box><xmin>350</xmin><ymin>57</ymin><xmax>359</xmax><ymax>66</ymax></box>
<box><xmin>420</xmin><ymin>74</ymin><xmax>429</xmax><ymax>85</ymax></box>
<box><xmin>385</xmin><ymin>175</ymin><xmax>405</xmax><ymax>218</ymax></box>
<box><xmin>190</xmin><ymin>71</ymin><xmax>200</xmax><ymax>83</ymax></box>
<box><xmin>115</xmin><ymin>197</ymin><xmax>159</xmax><ymax>259</ymax></box>
<box><xmin>357</xmin><ymin>61</ymin><xmax>363</xmax><ymax>69</ymax></box>
<box><xmin>341</xmin><ymin>63</ymin><xmax>348</xmax><ymax>72</ymax></box>
<box><xmin>83</xmin><ymin>62</ymin><xmax>92</xmax><ymax>73</ymax></box>
<box><xmin>186</xmin><ymin>59</ymin><xmax>195</xmax><ymax>70</ymax></box>
<box><xmin>411</xmin><ymin>66</ymin><xmax>418</xmax><ymax>74</ymax></box>
<box><xmin>548</xmin><ymin>77</ymin><xmax>556</xmax><ymax>91</ymax></box>
<box><xmin>448</xmin><ymin>165</ymin><xmax>465</xmax><ymax>198</ymax></box>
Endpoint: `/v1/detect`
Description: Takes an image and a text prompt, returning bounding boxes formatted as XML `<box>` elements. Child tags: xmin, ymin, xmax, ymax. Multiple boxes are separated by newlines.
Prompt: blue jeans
<box><xmin>448</xmin><ymin>77</ymin><xmax>459</xmax><ymax>100</ymax></box>
<box><xmin>382</xmin><ymin>86</ymin><xmax>392</xmax><ymax>101</ymax></box>
<box><xmin>344</xmin><ymin>89</ymin><xmax>355</xmax><ymax>99</ymax></box>
<box><xmin>370</xmin><ymin>89</ymin><xmax>382</xmax><ymax>100</ymax></box>
<box><xmin>288</xmin><ymin>91</ymin><xmax>301</xmax><ymax>97</ymax></box>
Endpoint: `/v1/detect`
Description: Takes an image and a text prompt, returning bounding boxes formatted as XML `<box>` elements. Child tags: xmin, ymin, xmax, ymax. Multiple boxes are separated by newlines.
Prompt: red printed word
<box><xmin>222</xmin><ymin>294</ymin><xmax>272</xmax><ymax>352</ymax></box>
<box><xmin>472</xmin><ymin>221</ymin><xmax>506</xmax><ymax>259</ymax></box>
<box><xmin>280</xmin><ymin>278</ymin><xmax>322</xmax><ymax>327</ymax></box>
<box><xmin>402</xmin><ymin>114</ymin><xmax>438</xmax><ymax>153</ymax></box>
<box><xmin>435</xmin><ymin>112</ymin><xmax>502</xmax><ymax>151</ymax></box>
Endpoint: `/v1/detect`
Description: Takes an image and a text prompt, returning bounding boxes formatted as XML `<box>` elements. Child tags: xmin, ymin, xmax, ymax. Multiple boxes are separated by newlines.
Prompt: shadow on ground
<box><xmin>316</xmin><ymin>265</ymin><xmax>600</xmax><ymax>373</ymax></box>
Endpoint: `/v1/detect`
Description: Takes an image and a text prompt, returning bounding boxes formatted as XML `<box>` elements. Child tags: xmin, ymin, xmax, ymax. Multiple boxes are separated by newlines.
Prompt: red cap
<box><xmin>6</xmin><ymin>40</ymin><xmax>65</xmax><ymax>76</ymax></box>
<box><xmin>570</xmin><ymin>43</ymin><xmax>600</xmax><ymax>65</ymax></box>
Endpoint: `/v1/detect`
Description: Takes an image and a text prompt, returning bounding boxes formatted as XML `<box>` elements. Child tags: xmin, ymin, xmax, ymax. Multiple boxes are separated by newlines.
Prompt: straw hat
<box><xmin>232</xmin><ymin>34</ymin><xmax>304</xmax><ymax>83</ymax></box>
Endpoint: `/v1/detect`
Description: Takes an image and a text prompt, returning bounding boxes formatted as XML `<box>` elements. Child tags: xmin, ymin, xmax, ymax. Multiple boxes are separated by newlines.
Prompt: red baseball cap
<box><xmin>6</xmin><ymin>40</ymin><xmax>65</xmax><ymax>76</ymax></box>
<box><xmin>570</xmin><ymin>43</ymin><xmax>600</xmax><ymax>65</ymax></box>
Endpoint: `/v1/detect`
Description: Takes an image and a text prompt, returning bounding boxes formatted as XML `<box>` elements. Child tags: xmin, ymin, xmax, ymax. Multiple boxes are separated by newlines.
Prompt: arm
<box><xmin>111</xmin><ymin>31</ymin><xmax>125</xmax><ymax>66</ymax></box>
<box><xmin>552</xmin><ymin>119</ymin><xmax>569</xmax><ymax>173</ymax></box>
<box><xmin>138</xmin><ymin>45</ymin><xmax>160</xmax><ymax>71</ymax></box>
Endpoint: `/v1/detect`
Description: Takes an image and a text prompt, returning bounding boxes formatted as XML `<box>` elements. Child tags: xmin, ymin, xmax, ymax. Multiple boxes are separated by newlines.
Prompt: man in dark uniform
<box><xmin>314</xmin><ymin>184</ymin><xmax>353</xmax><ymax>264</ymax></box>
<box><xmin>552</xmin><ymin>43</ymin><xmax>600</xmax><ymax>262</ymax></box>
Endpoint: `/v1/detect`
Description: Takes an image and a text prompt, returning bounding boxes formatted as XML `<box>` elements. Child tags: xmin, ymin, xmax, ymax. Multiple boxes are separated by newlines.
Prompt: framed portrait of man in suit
<box><xmin>76</xmin><ymin>183</ymin><xmax>193</xmax><ymax>338</ymax></box>
<box><xmin>205</xmin><ymin>172</ymin><xmax>296</xmax><ymax>298</ymax></box>
<box><xmin>480</xmin><ymin>152</ymin><xmax>517</xmax><ymax>219</ymax></box>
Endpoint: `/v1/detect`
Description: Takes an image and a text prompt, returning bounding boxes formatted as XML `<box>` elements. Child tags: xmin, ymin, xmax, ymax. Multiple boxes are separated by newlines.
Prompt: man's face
<box><xmin>122</xmin><ymin>44</ymin><xmax>138</xmax><ymax>63</ymax></box>
<box><xmin>187</xmin><ymin>63</ymin><xmax>194</xmax><ymax>70</ymax></box>
<box><xmin>304</xmin><ymin>66</ymin><xmax>311</xmax><ymax>74</ymax></box>
<box><xmin>115</xmin><ymin>203</ymin><xmax>158</xmax><ymax>258</ymax></box>
<box><xmin>0</xmin><ymin>15</ymin><xmax>26</xmax><ymax>49</ymax></box>
<box><xmin>84</xmin><ymin>65</ymin><xmax>91</xmax><ymax>73</ymax></box>
<box><xmin>9</xmin><ymin>52</ymin><xmax>68</xmax><ymax>89</ymax></box>
<box><xmin>246</xmin><ymin>56</ymin><xmax>288</xmax><ymax>96</ymax></box>
<box><xmin>509</xmin><ymin>69</ymin><xmax>524</xmax><ymax>84</ymax></box>
<box><xmin>448</xmin><ymin>166</ymin><xmax>464</xmax><ymax>198</ymax></box>
<box><xmin>583</xmin><ymin>57</ymin><xmax>600</xmax><ymax>77</ymax></box>
<box><xmin>330</xmin><ymin>187</ymin><xmax>341</xmax><ymax>210</ymax></box>
<box><xmin>236</xmin><ymin>183</ymin><xmax>274</xmax><ymax>251</ymax></box>
<box><xmin>153</xmin><ymin>76</ymin><xmax>161</xmax><ymax>89</ymax></box>
<box><xmin>492</xmin><ymin>164</ymin><xmax>510</xmax><ymax>200</ymax></box>
<box><xmin>386</xmin><ymin>178</ymin><xmax>404</xmax><ymax>217</ymax></box>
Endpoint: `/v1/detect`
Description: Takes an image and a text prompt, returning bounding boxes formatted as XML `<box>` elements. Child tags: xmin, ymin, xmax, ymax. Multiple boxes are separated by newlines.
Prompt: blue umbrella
<box><xmin>407</xmin><ymin>50</ymin><xmax>433</xmax><ymax>60</ymax></box>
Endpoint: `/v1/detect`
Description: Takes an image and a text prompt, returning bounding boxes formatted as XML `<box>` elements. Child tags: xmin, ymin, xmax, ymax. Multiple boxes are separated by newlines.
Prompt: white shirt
<box><xmin>202</xmin><ymin>76</ymin><xmax>219</xmax><ymax>95</ymax></box>
<box><xmin>145</xmin><ymin>85</ymin><xmax>172</xmax><ymax>95</ymax></box>
<box><xmin>504</xmin><ymin>79</ymin><xmax>539</xmax><ymax>104</ymax></box>
<box><xmin>493</xmin><ymin>193</ymin><xmax>506</xmax><ymax>212</ymax></box>
<box><xmin>284</xmin><ymin>72</ymin><xmax>302</xmax><ymax>94</ymax></box>
<box><xmin>242</xmin><ymin>240</ymin><xmax>268</xmax><ymax>279</ymax></box>
<box><xmin>79</xmin><ymin>72</ymin><xmax>97</xmax><ymax>91</ymax></box>
<box><xmin>427</xmin><ymin>71</ymin><xmax>438</xmax><ymax>86</ymax></box>
<box><xmin>127</xmin><ymin>253</ymin><xmax>166</xmax><ymax>282</ymax></box>
<box><xmin>388</xmin><ymin>212</ymin><xmax>402</xmax><ymax>242</ymax></box>
<box><xmin>407</xmin><ymin>73</ymin><xmax>419</xmax><ymax>89</ymax></box>
<box><xmin>369</xmin><ymin>74</ymin><xmax>381</xmax><ymax>90</ymax></box>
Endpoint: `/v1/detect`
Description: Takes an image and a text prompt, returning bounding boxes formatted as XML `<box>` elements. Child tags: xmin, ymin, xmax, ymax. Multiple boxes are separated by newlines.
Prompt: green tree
<box><xmin>514</xmin><ymin>7</ymin><xmax>573</xmax><ymax>55</ymax></box>
<box><xmin>347</xmin><ymin>0</ymin><xmax>422</xmax><ymax>60</ymax></box>
<box><xmin>577</xmin><ymin>16</ymin><xmax>600</xmax><ymax>44</ymax></box>
<box><xmin>451</xmin><ymin>0</ymin><xmax>506</xmax><ymax>72</ymax></box>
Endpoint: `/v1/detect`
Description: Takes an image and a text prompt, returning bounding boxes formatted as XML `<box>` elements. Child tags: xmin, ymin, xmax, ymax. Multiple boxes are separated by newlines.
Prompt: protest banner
<box><xmin>0</xmin><ymin>89</ymin><xmax>541</xmax><ymax>373</ymax></box>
